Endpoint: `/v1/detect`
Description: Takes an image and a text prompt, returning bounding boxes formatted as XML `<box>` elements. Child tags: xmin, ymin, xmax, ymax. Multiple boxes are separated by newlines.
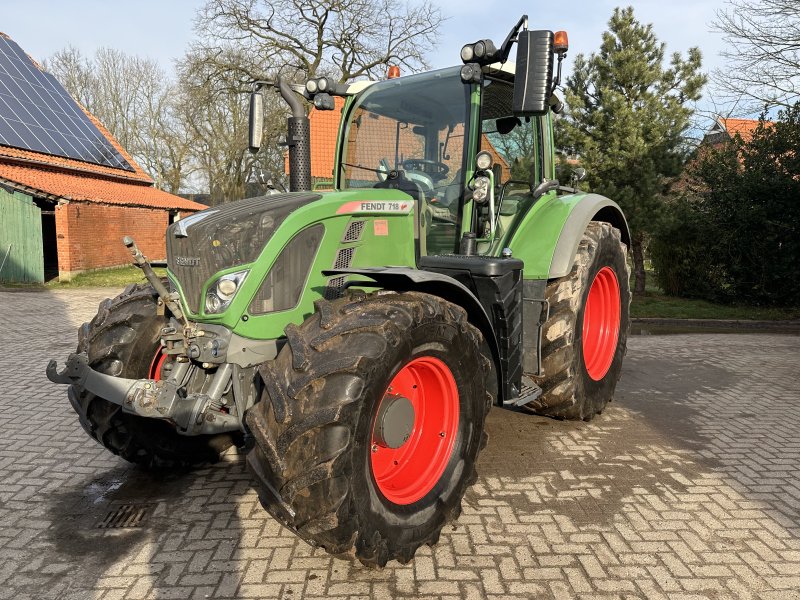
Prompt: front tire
<box><xmin>245</xmin><ymin>291</ymin><xmax>492</xmax><ymax>567</ymax></box>
<box><xmin>527</xmin><ymin>221</ymin><xmax>631</xmax><ymax>420</ymax></box>
<box><xmin>70</xmin><ymin>283</ymin><xmax>234</xmax><ymax>469</ymax></box>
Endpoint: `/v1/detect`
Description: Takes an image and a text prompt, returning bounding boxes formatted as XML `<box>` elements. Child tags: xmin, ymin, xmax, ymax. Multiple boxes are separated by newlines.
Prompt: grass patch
<box><xmin>631</xmin><ymin>293</ymin><xmax>800</xmax><ymax>321</ymax></box>
<box><xmin>46</xmin><ymin>266</ymin><xmax>166</xmax><ymax>289</ymax></box>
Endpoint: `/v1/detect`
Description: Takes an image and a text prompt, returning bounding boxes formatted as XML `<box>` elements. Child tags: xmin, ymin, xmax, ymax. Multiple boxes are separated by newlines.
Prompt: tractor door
<box><xmin>337</xmin><ymin>68</ymin><xmax>474</xmax><ymax>256</ymax></box>
<box><xmin>476</xmin><ymin>75</ymin><xmax>551</xmax><ymax>252</ymax></box>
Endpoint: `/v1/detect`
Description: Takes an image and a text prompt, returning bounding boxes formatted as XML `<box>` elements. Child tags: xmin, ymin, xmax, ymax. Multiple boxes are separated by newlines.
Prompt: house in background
<box><xmin>0</xmin><ymin>32</ymin><xmax>204</xmax><ymax>283</ymax></box>
<box><xmin>703</xmin><ymin>117</ymin><xmax>770</xmax><ymax>146</ymax></box>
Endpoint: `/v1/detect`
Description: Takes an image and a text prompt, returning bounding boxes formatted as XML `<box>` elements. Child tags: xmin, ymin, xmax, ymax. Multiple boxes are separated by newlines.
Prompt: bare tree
<box><xmin>194</xmin><ymin>0</ymin><xmax>444</xmax><ymax>83</ymax></box>
<box><xmin>46</xmin><ymin>47</ymin><xmax>193</xmax><ymax>192</ymax></box>
<box><xmin>180</xmin><ymin>0</ymin><xmax>444</xmax><ymax>203</ymax></box>
<box><xmin>177</xmin><ymin>48</ymin><xmax>286</xmax><ymax>204</ymax></box>
<box><xmin>713</xmin><ymin>0</ymin><xmax>800</xmax><ymax>112</ymax></box>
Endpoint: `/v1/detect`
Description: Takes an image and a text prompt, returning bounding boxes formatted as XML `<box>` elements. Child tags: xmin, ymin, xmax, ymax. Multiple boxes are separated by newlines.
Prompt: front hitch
<box><xmin>46</xmin><ymin>353</ymin><xmax>239</xmax><ymax>435</ymax></box>
<box><xmin>47</xmin><ymin>353</ymin><xmax>144</xmax><ymax>402</ymax></box>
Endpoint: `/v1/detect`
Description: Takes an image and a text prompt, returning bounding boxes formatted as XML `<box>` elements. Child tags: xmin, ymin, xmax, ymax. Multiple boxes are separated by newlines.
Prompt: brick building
<box><xmin>0</xmin><ymin>33</ymin><xmax>204</xmax><ymax>283</ymax></box>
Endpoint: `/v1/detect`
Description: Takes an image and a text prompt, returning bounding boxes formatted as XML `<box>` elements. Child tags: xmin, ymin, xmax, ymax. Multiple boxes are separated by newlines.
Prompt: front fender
<box><xmin>508</xmin><ymin>192</ymin><xmax>630</xmax><ymax>279</ymax></box>
<box><xmin>323</xmin><ymin>266</ymin><xmax>504</xmax><ymax>402</ymax></box>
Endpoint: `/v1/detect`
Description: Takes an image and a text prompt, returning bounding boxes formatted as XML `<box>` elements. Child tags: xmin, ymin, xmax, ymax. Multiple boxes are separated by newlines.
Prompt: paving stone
<box><xmin>1</xmin><ymin>287</ymin><xmax>799</xmax><ymax>598</ymax></box>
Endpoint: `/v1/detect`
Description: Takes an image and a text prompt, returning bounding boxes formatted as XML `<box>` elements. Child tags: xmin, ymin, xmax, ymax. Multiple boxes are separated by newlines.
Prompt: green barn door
<box><xmin>0</xmin><ymin>189</ymin><xmax>44</xmax><ymax>283</ymax></box>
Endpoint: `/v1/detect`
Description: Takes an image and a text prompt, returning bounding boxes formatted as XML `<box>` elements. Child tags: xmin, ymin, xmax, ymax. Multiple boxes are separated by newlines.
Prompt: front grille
<box><xmin>167</xmin><ymin>193</ymin><xmax>320</xmax><ymax>313</ymax></box>
<box><xmin>325</xmin><ymin>241</ymin><xmax>357</xmax><ymax>300</ymax></box>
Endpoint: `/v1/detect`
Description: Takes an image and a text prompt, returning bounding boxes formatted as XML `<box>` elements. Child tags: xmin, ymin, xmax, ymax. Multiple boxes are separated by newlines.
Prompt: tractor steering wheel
<box><xmin>402</xmin><ymin>159</ymin><xmax>450</xmax><ymax>181</ymax></box>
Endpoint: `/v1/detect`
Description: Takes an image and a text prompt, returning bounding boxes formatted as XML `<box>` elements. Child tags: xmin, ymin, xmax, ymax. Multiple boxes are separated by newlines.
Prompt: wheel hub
<box><xmin>373</xmin><ymin>395</ymin><xmax>415</xmax><ymax>449</ymax></box>
<box><xmin>369</xmin><ymin>356</ymin><xmax>460</xmax><ymax>505</ymax></box>
<box><xmin>582</xmin><ymin>266</ymin><xmax>621</xmax><ymax>381</ymax></box>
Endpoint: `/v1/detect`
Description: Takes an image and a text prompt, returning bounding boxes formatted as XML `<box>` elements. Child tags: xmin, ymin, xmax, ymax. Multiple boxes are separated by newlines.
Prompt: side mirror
<box><xmin>512</xmin><ymin>30</ymin><xmax>555</xmax><ymax>117</ymax></box>
<box><xmin>572</xmin><ymin>167</ymin><xmax>587</xmax><ymax>183</ymax></box>
<box><xmin>248</xmin><ymin>90</ymin><xmax>264</xmax><ymax>153</ymax></box>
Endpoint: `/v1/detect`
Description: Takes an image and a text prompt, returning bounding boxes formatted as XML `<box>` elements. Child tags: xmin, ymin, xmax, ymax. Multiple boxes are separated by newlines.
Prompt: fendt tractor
<box><xmin>48</xmin><ymin>16</ymin><xmax>631</xmax><ymax>566</ymax></box>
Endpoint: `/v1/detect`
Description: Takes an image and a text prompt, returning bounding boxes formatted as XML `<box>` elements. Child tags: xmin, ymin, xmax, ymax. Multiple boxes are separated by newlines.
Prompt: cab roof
<box><xmin>343</xmin><ymin>61</ymin><xmax>516</xmax><ymax>96</ymax></box>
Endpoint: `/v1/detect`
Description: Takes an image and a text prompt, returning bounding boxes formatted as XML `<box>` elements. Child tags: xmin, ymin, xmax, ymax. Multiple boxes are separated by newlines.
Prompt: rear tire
<box><xmin>527</xmin><ymin>221</ymin><xmax>631</xmax><ymax>420</ymax></box>
<box><xmin>70</xmin><ymin>283</ymin><xmax>234</xmax><ymax>469</ymax></box>
<box><xmin>245</xmin><ymin>291</ymin><xmax>492</xmax><ymax>567</ymax></box>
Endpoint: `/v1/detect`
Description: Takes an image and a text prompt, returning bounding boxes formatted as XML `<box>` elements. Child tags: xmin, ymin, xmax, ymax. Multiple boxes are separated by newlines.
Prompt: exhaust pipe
<box><xmin>278</xmin><ymin>77</ymin><xmax>312</xmax><ymax>192</ymax></box>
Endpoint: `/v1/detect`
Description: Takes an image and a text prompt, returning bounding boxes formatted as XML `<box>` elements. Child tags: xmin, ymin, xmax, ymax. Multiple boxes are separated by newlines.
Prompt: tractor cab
<box><xmin>337</xmin><ymin>67</ymin><xmax>471</xmax><ymax>255</ymax></box>
<box><xmin>249</xmin><ymin>17</ymin><xmax>565</xmax><ymax>258</ymax></box>
<box><xmin>334</xmin><ymin>63</ymin><xmax>556</xmax><ymax>257</ymax></box>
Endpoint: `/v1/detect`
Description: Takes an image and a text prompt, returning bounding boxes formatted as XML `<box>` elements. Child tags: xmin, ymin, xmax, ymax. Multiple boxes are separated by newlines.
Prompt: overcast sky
<box><xmin>3</xmin><ymin>0</ymin><xmax>730</xmax><ymax>116</ymax></box>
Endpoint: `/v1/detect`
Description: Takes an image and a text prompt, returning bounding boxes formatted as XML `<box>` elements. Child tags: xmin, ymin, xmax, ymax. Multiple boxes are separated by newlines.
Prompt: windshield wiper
<box><xmin>342</xmin><ymin>162</ymin><xmax>385</xmax><ymax>174</ymax></box>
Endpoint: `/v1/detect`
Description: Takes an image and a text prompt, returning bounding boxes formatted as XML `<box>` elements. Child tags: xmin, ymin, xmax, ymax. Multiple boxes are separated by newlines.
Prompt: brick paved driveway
<box><xmin>1</xmin><ymin>288</ymin><xmax>798</xmax><ymax>600</ymax></box>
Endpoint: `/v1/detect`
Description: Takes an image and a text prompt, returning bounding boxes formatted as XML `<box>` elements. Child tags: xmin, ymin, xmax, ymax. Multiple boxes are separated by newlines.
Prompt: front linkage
<box><xmin>47</xmin><ymin>237</ymin><xmax>251</xmax><ymax>437</ymax></box>
<box><xmin>47</xmin><ymin>353</ymin><xmax>238</xmax><ymax>435</ymax></box>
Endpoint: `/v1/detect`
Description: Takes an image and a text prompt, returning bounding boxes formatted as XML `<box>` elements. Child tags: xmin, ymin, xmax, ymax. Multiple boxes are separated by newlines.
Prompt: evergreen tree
<box><xmin>560</xmin><ymin>7</ymin><xmax>706</xmax><ymax>295</ymax></box>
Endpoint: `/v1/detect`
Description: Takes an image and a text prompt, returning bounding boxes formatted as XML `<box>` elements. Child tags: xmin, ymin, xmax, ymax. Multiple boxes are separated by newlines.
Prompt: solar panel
<box><xmin>0</xmin><ymin>35</ymin><xmax>133</xmax><ymax>171</ymax></box>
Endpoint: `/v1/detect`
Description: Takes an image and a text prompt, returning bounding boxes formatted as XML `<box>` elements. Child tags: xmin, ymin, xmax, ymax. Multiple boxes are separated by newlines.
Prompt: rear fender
<box><xmin>508</xmin><ymin>192</ymin><xmax>630</xmax><ymax>279</ymax></box>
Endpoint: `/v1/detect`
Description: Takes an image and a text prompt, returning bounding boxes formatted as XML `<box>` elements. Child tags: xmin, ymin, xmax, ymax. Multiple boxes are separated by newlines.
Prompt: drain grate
<box><xmin>97</xmin><ymin>503</ymin><xmax>154</xmax><ymax>529</ymax></box>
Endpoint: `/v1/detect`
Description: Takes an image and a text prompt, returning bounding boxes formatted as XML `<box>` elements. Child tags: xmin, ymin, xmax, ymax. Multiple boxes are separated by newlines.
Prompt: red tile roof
<box><xmin>0</xmin><ymin>161</ymin><xmax>205</xmax><ymax>210</ymax></box>
<box><xmin>0</xmin><ymin>34</ymin><xmax>203</xmax><ymax>212</ymax></box>
<box><xmin>717</xmin><ymin>118</ymin><xmax>772</xmax><ymax>143</ymax></box>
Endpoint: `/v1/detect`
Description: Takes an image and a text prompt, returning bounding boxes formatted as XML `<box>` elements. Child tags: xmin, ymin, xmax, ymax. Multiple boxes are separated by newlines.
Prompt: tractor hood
<box><xmin>166</xmin><ymin>192</ymin><xmax>321</xmax><ymax>313</ymax></box>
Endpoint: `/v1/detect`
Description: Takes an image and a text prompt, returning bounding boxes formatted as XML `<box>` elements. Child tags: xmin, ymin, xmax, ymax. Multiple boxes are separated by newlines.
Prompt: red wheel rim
<box><xmin>582</xmin><ymin>266</ymin><xmax>621</xmax><ymax>381</ymax></box>
<box><xmin>370</xmin><ymin>356</ymin><xmax>460</xmax><ymax>505</ymax></box>
<box><xmin>148</xmin><ymin>347</ymin><xmax>169</xmax><ymax>381</ymax></box>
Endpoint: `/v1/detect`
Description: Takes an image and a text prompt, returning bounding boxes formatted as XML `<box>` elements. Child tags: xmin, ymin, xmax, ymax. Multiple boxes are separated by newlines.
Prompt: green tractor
<box><xmin>47</xmin><ymin>17</ymin><xmax>630</xmax><ymax>567</ymax></box>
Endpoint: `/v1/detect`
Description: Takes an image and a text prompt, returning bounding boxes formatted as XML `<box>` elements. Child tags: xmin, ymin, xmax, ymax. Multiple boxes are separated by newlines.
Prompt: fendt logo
<box><xmin>336</xmin><ymin>201</ymin><xmax>413</xmax><ymax>215</ymax></box>
<box><xmin>174</xmin><ymin>256</ymin><xmax>201</xmax><ymax>267</ymax></box>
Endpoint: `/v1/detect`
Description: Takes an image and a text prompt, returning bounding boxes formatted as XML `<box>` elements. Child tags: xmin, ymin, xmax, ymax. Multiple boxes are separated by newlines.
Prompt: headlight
<box><xmin>475</xmin><ymin>150</ymin><xmax>493</xmax><ymax>171</ymax></box>
<box><xmin>205</xmin><ymin>270</ymin><xmax>248</xmax><ymax>314</ymax></box>
<box><xmin>471</xmin><ymin>176</ymin><xmax>490</xmax><ymax>204</ymax></box>
<box><xmin>460</xmin><ymin>63</ymin><xmax>482</xmax><ymax>84</ymax></box>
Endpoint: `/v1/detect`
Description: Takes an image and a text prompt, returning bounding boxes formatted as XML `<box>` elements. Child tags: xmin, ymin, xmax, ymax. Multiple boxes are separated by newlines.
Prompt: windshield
<box><xmin>340</xmin><ymin>67</ymin><xmax>471</xmax><ymax>255</ymax></box>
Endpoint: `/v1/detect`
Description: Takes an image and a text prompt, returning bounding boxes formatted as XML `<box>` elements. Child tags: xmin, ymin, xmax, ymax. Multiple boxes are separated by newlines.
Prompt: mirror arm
<box><xmin>552</xmin><ymin>52</ymin><xmax>566</xmax><ymax>90</ymax></box>
<box><xmin>499</xmin><ymin>14</ymin><xmax>528</xmax><ymax>61</ymax></box>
